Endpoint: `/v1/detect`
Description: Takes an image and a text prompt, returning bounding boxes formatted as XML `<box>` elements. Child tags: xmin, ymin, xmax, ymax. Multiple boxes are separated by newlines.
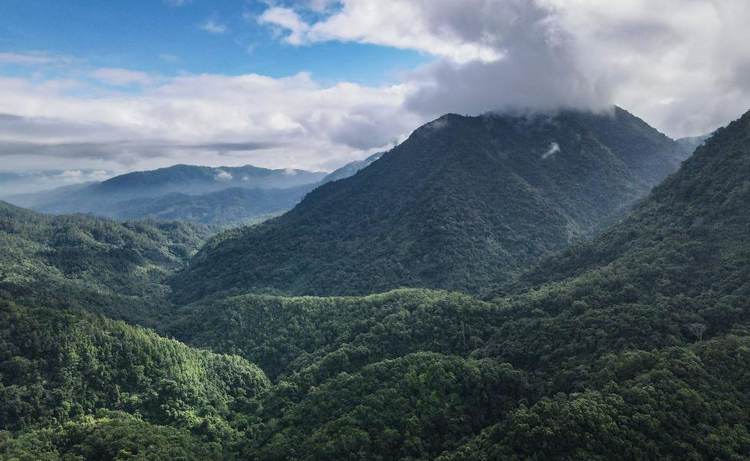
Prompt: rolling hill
<box><xmin>0</xmin><ymin>201</ymin><xmax>211</xmax><ymax>324</ymax></box>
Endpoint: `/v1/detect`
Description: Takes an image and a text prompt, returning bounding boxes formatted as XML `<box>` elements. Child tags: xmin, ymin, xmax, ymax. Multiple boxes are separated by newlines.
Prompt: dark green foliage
<box><xmin>2</xmin><ymin>109</ymin><xmax>750</xmax><ymax>460</ymax></box>
<box><xmin>0</xmin><ymin>202</ymin><xmax>211</xmax><ymax>324</ymax></box>
<box><xmin>246</xmin><ymin>354</ymin><xmax>531</xmax><ymax>461</ymax></box>
<box><xmin>173</xmin><ymin>107</ymin><xmax>687</xmax><ymax>301</ymax></box>
<box><xmin>440</xmin><ymin>336</ymin><xmax>750</xmax><ymax>461</ymax></box>
<box><xmin>0</xmin><ymin>302</ymin><xmax>269</xmax><ymax>433</ymax></box>
<box><xmin>0</xmin><ymin>411</ymin><xmax>230</xmax><ymax>460</ymax></box>
<box><xmin>163</xmin><ymin>110</ymin><xmax>747</xmax><ymax>459</ymax></box>
<box><xmin>170</xmin><ymin>290</ymin><xmax>499</xmax><ymax>381</ymax></box>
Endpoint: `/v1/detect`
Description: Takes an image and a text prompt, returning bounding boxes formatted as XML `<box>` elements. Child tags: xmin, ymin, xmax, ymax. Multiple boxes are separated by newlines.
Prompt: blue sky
<box><xmin>0</xmin><ymin>0</ymin><xmax>429</xmax><ymax>86</ymax></box>
<box><xmin>0</xmin><ymin>0</ymin><xmax>747</xmax><ymax>186</ymax></box>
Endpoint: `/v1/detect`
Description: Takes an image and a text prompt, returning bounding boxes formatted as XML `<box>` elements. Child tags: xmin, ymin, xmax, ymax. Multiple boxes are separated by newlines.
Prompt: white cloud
<box><xmin>259</xmin><ymin>0</ymin><xmax>750</xmax><ymax>137</ymax></box>
<box><xmin>258</xmin><ymin>8</ymin><xmax>311</xmax><ymax>45</ymax></box>
<box><xmin>91</xmin><ymin>68</ymin><xmax>161</xmax><ymax>87</ymax></box>
<box><xmin>1</xmin><ymin>0</ymin><xmax>749</xmax><ymax>184</ymax></box>
<box><xmin>0</xmin><ymin>72</ymin><xmax>421</xmax><ymax>174</ymax></box>
<box><xmin>215</xmin><ymin>170</ymin><xmax>233</xmax><ymax>181</ymax></box>
<box><xmin>542</xmin><ymin>142</ymin><xmax>560</xmax><ymax>159</ymax></box>
<box><xmin>258</xmin><ymin>1</ymin><xmax>501</xmax><ymax>63</ymax></box>
<box><xmin>159</xmin><ymin>53</ymin><xmax>179</xmax><ymax>63</ymax></box>
<box><xmin>0</xmin><ymin>52</ymin><xmax>75</xmax><ymax>65</ymax></box>
<box><xmin>200</xmin><ymin>18</ymin><xmax>228</xmax><ymax>34</ymax></box>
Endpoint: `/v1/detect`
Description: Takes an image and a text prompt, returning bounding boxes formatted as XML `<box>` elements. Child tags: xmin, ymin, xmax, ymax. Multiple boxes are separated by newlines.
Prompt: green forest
<box><xmin>1</xmin><ymin>108</ymin><xmax>749</xmax><ymax>460</ymax></box>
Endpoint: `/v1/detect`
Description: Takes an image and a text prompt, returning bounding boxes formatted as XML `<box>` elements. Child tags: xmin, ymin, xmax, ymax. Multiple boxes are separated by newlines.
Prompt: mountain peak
<box><xmin>172</xmin><ymin>107</ymin><xmax>688</xmax><ymax>302</ymax></box>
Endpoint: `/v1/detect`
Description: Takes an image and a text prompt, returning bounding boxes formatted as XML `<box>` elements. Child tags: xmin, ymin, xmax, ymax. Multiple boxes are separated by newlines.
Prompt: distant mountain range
<box><xmin>4</xmin><ymin>157</ymin><xmax>382</xmax><ymax>227</ymax></box>
<box><xmin>173</xmin><ymin>106</ymin><xmax>690</xmax><ymax>301</ymax></box>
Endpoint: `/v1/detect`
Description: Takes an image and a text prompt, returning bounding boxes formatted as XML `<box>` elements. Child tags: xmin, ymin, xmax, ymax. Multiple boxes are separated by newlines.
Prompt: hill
<box><xmin>0</xmin><ymin>201</ymin><xmax>211</xmax><ymax>324</ymax></box>
<box><xmin>0</xmin><ymin>301</ymin><xmax>268</xmax><ymax>459</ymax></box>
<box><xmin>173</xmin><ymin>106</ymin><xmax>688</xmax><ymax>301</ymax></box>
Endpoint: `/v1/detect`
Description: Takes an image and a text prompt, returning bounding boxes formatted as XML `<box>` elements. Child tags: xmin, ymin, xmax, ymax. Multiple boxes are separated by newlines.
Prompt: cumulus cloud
<box><xmin>261</xmin><ymin>0</ymin><xmax>750</xmax><ymax>137</ymax></box>
<box><xmin>0</xmin><ymin>72</ymin><xmax>420</xmax><ymax>174</ymax></box>
<box><xmin>215</xmin><ymin>170</ymin><xmax>233</xmax><ymax>181</ymax></box>
<box><xmin>258</xmin><ymin>0</ymin><xmax>502</xmax><ymax>63</ymax></box>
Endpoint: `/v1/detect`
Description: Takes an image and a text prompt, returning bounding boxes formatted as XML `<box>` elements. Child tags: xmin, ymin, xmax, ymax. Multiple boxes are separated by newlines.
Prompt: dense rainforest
<box><xmin>0</xmin><ymin>202</ymin><xmax>211</xmax><ymax>325</ymax></box>
<box><xmin>0</xmin><ymin>107</ymin><xmax>749</xmax><ymax>460</ymax></box>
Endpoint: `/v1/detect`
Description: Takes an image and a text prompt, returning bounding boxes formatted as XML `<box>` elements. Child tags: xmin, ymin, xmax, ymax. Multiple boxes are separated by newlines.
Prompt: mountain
<box><xmin>173</xmin><ymin>107</ymin><xmax>688</xmax><ymax>301</ymax></box>
<box><xmin>0</xmin><ymin>201</ymin><xmax>211</xmax><ymax>324</ymax></box>
<box><xmin>321</xmin><ymin>151</ymin><xmax>384</xmax><ymax>184</ymax></box>
<box><xmin>676</xmin><ymin>133</ymin><xmax>711</xmax><ymax>155</ymax></box>
<box><xmin>1</xmin><ymin>109</ymin><xmax>749</xmax><ymax>460</ymax></box>
<box><xmin>5</xmin><ymin>164</ymin><xmax>325</xmax><ymax>222</ymax></box>
<box><xmin>4</xmin><ymin>160</ymin><xmax>383</xmax><ymax>227</ymax></box>
<box><xmin>98</xmin><ymin>185</ymin><xmax>312</xmax><ymax>227</ymax></box>
<box><xmin>166</xmin><ymin>108</ymin><xmax>750</xmax><ymax>460</ymax></box>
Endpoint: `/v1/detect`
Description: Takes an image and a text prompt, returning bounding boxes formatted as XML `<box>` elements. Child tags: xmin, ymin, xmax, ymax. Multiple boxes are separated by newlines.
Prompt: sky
<box><xmin>1</xmin><ymin>0</ymin><xmax>749</xmax><ymax>190</ymax></box>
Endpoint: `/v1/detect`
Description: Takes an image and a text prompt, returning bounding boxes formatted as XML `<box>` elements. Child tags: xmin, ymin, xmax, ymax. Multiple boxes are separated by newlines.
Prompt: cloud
<box><xmin>542</xmin><ymin>142</ymin><xmax>560</xmax><ymax>159</ymax></box>
<box><xmin>0</xmin><ymin>52</ymin><xmax>75</xmax><ymax>65</ymax></box>
<box><xmin>259</xmin><ymin>0</ymin><xmax>750</xmax><ymax>137</ymax></box>
<box><xmin>200</xmin><ymin>18</ymin><xmax>228</xmax><ymax>34</ymax></box>
<box><xmin>91</xmin><ymin>68</ymin><xmax>161</xmax><ymax>87</ymax></box>
<box><xmin>0</xmin><ymin>72</ymin><xmax>420</xmax><ymax>175</ymax></box>
<box><xmin>258</xmin><ymin>1</ymin><xmax>501</xmax><ymax>63</ymax></box>
<box><xmin>215</xmin><ymin>170</ymin><xmax>233</xmax><ymax>181</ymax></box>
<box><xmin>1</xmin><ymin>0</ymin><xmax>749</xmax><ymax>188</ymax></box>
<box><xmin>0</xmin><ymin>168</ymin><xmax>114</xmax><ymax>197</ymax></box>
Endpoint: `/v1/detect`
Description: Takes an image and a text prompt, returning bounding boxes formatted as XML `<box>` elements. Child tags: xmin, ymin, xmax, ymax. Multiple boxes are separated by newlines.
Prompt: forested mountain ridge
<box><xmin>0</xmin><ymin>109</ymin><xmax>749</xmax><ymax>459</ymax></box>
<box><xmin>0</xmin><ymin>201</ymin><xmax>211</xmax><ymax>324</ymax></box>
<box><xmin>5</xmin><ymin>159</ymin><xmax>382</xmax><ymax>227</ymax></box>
<box><xmin>173</xmin><ymin>106</ymin><xmax>688</xmax><ymax>301</ymax></box>
<box><xmin>99</xmin><ymin>185</ymin><xmax>312</xmax><ymax>227</ymax></box>
<box><xmin>159</xmin><ymin>108</ymin><xmax>750</xmax><ymax>460</ymax></box>
<box><xmin>503</xmin><ymin>107</ymin><xmax>750</xmax><ymax>299</ymax></box>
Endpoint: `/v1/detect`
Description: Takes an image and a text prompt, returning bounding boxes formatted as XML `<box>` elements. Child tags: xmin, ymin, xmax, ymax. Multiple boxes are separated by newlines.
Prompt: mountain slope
<box><xmin>173</xmin><ymin>107</ymin><xmax>687</xmax><ymax>301</ymax></box>
<box><xmin>4</xmin><ymin>160</ymin><xmax>383</xmax><ymax>227</ymax></box>
<box><xmin>321</xmin><ymin>151</ymin><xmax>384</xmax><ymax>184</ymax></box>
<box><xmin>504</xmin><ymin>109</ymin><xmax>750</xmax><ymax>300</ymax></box>
<box><xmin>171</xmin><ymin>109</ymin><xmax>750</xmax><ymax>461</ymax></box>
<box><xmin>0</xmin><ymin>202</ymin><xmax>211</xmax><ymax>324</ymax></box>
<box><xmin>102</xmin><ymin>185</ymin><xmax>312</xmax><ymax>227</ymax></box>
<box><xmin>5</xmin><ymin>164</ymin><xmax>325</xmax><ymax>223</ymax></box>
<box><xmin>676</xmin><ymin>133</ymin><xmax>711</xmax><ymax>155</ymax></box>
<box><xmin>0</xmin><ymin>302</ymin><xmax>269</xmax><ymax>433</ymax></box>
